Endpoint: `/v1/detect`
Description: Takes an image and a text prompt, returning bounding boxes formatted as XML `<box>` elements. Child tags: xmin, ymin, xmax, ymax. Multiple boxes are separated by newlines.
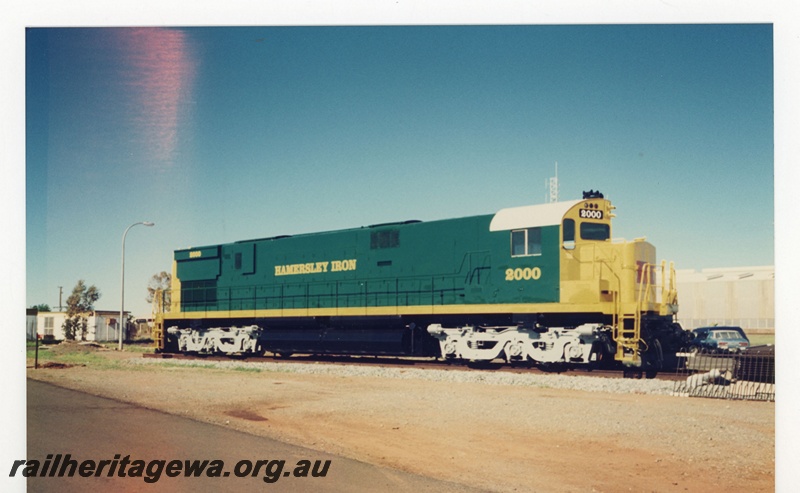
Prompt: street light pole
<box><xmin>120</xmin><ymin>221</ymin><xmax>154</xmax><ymax>350</ymax></box>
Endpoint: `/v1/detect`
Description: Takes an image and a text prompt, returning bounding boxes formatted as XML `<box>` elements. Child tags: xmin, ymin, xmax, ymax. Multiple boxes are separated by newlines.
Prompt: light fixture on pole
<box><xmin>120</xmin><ymin>221</ymin><xmax>154</xmax><ymax>350</ymax></box>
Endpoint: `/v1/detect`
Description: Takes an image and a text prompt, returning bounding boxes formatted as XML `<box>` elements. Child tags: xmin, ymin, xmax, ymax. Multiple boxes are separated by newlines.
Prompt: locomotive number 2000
<box><xmin>505</xmin><ymin>267</ymin><xmax>542</xmax><ymax>281</ymax></box>
<box><xmin>579</xmin><ymin>209</ymin><xmax>603</xmax><ymax>219</ymax></box>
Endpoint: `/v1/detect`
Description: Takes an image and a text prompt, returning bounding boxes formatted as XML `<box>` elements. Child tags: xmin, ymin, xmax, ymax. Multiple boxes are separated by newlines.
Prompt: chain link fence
<box><xmin>672</xmin><ymin>345</ymin><xmax>775</xmax><ymax>401</ymax></box>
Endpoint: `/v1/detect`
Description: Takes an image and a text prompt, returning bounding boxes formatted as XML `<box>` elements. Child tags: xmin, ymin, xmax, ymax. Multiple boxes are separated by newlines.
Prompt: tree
<box><xmin>30</xmin><ymin>304</ymin><xmax>51</xmax><ymax>312</ymax></box>
<box><xmin>146</xmin><ymin>271</ymin><xmax>171</xmax><ymax>312</ymax></box>
<box><xmin>62</xmin><ymin>280</ymin><xmax>101</xmax><ymax>341</ymax></box>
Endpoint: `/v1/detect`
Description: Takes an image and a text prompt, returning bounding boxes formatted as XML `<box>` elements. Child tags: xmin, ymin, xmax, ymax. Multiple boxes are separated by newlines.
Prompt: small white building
<box><xmin>36</xmin><ymin>310</ymin><xmax>130</xmax><ymax>342</ymax></box>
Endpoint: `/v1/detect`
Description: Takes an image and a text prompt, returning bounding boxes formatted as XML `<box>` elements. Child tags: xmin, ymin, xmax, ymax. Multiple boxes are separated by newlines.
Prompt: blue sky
<box><xmin>24</xmin><ymin>24</ymin><xmax>774</xmax><ymax>317</ymax></box>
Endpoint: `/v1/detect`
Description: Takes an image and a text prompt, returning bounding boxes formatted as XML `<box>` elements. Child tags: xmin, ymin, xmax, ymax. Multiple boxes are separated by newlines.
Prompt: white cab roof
<box><xmin>489</xmin><ymin>200</ymin><xmax>582</xmax><ymax>232</ymax></box>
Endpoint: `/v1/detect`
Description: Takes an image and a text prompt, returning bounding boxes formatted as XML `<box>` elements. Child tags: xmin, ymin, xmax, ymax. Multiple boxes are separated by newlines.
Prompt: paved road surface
<box><xmin>25</xmin><ymin>379</ymin><xmax>484</xmax><ymax>492</ymax></box>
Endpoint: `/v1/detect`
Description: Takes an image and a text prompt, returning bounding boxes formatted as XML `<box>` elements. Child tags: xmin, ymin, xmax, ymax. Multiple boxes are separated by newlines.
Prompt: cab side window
<box><xmin>511</xmin><ymin>230</ymin><xmax>526</xmax><ymax>256</ymax></box>
<box><xmin>562</xmin><ymin>219</ymin><xmax>575</xmax><ymax>250</ymax></box>
<box><xmin>510</xmin><ymin>227</ymin><xmax>542</xmax><ymax>257</ymax></box>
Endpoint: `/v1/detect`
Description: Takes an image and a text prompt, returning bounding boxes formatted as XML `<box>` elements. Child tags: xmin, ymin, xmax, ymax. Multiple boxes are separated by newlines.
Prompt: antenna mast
<box><xmin>547</xmin><ymin>162</ymin><xmax>559</xmax><ymax>203</ymax></box>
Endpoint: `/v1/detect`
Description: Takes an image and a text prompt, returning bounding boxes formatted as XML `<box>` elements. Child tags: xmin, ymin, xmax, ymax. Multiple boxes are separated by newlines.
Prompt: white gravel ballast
<box><xmin>130</xmin><ymin>358</ymin><xmax>676</xmax><ymax>396</ymax></box>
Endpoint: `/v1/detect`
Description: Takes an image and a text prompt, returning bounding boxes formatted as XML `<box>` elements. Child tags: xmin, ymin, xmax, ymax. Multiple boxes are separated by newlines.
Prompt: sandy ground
<box><xmin>26</xmin><ymin>345</ymin><xmax>774</xmax><ymax>492</ymax></box>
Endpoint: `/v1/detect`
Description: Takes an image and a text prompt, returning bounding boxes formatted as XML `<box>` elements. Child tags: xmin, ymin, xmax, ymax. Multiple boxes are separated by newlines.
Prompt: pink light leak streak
<box><xmin>119</xmin><ymin>28</ymin><xmax>197</xmax><ymax>169</ymax></box>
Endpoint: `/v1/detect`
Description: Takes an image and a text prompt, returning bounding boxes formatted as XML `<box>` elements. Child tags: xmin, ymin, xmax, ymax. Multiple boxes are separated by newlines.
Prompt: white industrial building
<box><xmin>673</xmin><ymin>266</ymin><xmax>774</xmax><ymax>334</ymax></box>
<box><xmin>33</xmin><ymin>310</ymin><xmax>129</xmax><ymax>342</ymax></box>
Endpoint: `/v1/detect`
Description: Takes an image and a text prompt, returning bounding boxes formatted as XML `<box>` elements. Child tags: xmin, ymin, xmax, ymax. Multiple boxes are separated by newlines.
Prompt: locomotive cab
<box><xmin>557</xmin><ymin>191</ymin><xmax>679</xmax><ymax>366</ymax></box>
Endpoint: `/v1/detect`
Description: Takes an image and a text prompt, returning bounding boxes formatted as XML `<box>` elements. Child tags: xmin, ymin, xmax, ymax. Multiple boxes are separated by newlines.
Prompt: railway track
<box><xmin>142</xmin><ymin>352</ymin><xmax>686</xmax><ymax>381</ymax></box>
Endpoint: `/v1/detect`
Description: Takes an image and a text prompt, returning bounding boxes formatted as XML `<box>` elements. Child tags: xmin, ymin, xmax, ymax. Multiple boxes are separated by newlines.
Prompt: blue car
<box><xmin>689</xmin><ymin>326</ymin><xmax>750</xmax><ymax>353</ymax></box>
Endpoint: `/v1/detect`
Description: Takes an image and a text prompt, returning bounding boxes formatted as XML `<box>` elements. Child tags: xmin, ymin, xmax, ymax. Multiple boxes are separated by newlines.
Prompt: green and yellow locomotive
<box><xmin>155</xmin><ymin>191</ymin><xmax>686</xmax><ymax>372</ymax></box>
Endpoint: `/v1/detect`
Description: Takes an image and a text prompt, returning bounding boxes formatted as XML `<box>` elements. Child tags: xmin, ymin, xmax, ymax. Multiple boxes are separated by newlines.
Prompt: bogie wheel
<box><xmin>623</xmin><ymin>368</ymin><xmax>643</xmax><ymax>379</ymax></box>
<box><xmin>644</xmin><ymin>340</ymin><xmax>663</xmax><ymax>379</ymax></box>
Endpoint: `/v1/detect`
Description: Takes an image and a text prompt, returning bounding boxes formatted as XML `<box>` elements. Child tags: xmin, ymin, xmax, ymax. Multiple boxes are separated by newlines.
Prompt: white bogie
<box><xmin>167</xmin><ymin>325</ymin><xmax>262</xmax><ymax>355</ymax></box>
<box><xmin>427</xmin><ymin>323</ymin><xmax>606</xmax><ymax>365</ymax></box>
